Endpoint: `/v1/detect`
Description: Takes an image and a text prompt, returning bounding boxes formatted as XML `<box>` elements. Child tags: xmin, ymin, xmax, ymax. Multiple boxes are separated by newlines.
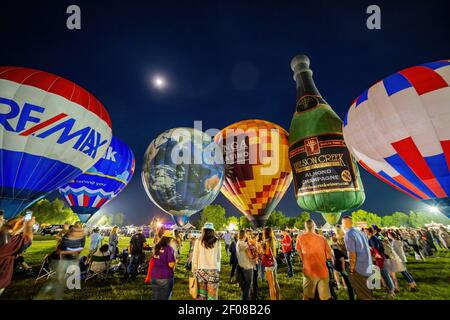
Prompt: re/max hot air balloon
<box><xmin>59</xmin><ymin>137</ymin><xmax>135</xmax><ymax>223</ymax></box>
<box><xmin>142</xmin><ymin>128</ymin><xmax>224</xmax><ymax>226</ymax></box>
<box><xmin>0</xmin><ymin>67</ymin><xmax>112</xmax><ymax>219</ymax></box>
<box><xmin>215</xmin><ymin>120</ymin><xmax>293</xmax><ymax>227</ymax></box>
<box><xmin>343</xmin><ymin>60</ymin><xmax>450</xmax><ymax>217</ymax></box>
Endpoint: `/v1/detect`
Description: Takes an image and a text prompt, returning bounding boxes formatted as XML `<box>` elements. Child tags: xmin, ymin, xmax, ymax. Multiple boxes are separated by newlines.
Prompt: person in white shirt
<box><xmin>192</xmin><ymin>223</ymin><xmax>221</xmax><ymax>300</ymax></box>
<box><xmin>236</xmin><ymin>230</ymin><xmax>257</xmax><ymax>300</ymax></box>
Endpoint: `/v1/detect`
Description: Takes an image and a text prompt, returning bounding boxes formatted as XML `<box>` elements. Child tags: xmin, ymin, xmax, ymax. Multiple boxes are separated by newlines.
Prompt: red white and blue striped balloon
<box><xmin>0</xmin><ymin>67</ymin><xmax>112</xmax><ymax>219</ymax></box>
<box><xmin>343</xmin><ymin>60</ymin><xmax>450</xmax><ymax>216</ymax></box>
<box><xmin>59</xmin><ymin>136</ymin><xmax>135</xmax><ymax>223</ymax></box>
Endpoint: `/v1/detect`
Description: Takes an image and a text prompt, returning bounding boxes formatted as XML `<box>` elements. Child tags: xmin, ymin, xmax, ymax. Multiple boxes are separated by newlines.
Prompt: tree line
<box><xmin>25</xmin><ymin>199</ymin><xmax>450</xmax><ymax>230</ymax></box>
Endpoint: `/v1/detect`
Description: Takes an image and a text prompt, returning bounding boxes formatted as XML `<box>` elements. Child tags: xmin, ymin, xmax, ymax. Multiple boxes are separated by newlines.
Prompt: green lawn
<box><xmin>1</xmin><ymin>235</ymin><xmax>449</xmax><ymax>300</ymax></box>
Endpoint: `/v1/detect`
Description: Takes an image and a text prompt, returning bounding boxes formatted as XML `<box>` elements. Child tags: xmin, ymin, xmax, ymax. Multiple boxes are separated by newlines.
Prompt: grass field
<box><xmin>1</xmin><ymin>235</ymin><xmax>449</xmax><ymax>300</ymax></box>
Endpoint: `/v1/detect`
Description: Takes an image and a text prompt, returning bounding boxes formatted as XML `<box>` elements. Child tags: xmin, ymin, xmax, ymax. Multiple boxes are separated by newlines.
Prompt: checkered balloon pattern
<box><xmin>215</xmin><ymin>119</ymin><xmax>292</xmax><ymax>227</ymax></box>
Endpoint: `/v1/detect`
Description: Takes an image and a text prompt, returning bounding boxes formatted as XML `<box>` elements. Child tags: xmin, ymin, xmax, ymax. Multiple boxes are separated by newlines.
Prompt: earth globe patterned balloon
<box><xmin>59</xmin><ymin>136</ymin><xmax>135</xmax><ymax>223</ymax></box>
<box><xmin>0</xmin><ymin>66</ymin><xmax>112</xmax><ymax>219</ymax></box>
<box><xmin>142</xmin><ymin>128</ymin><xmax>224</xmax><ymax>226</ymax></box>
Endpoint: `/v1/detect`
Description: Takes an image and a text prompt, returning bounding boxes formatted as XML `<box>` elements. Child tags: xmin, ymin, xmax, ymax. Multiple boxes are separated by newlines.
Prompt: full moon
<box><xmin>152</xmin><ymin>75</ymin><xmax>167</xmax><ymax>89</ymax></box>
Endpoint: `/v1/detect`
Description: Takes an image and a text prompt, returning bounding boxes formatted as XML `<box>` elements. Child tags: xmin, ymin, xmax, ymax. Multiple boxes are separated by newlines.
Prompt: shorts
<box><xmin>264</xmin><ymin>260</ymin><xmax>277</xmax><ymax>272</ymax></box>
<box><xmin>303</xmin><ymin>275</ymin><xmax>331</xmax><ymax>300</ymax></box>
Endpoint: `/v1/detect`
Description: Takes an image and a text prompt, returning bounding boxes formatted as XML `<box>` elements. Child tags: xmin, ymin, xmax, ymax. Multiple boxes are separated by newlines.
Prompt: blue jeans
<box><xmin>127</xmin><ymin>254</ymin><xmax>141</xmax><ymax>277</ymax></box>
<box><xmin>151</xmin><ymin>278</ymin><xmax>174</xmax><ymax>300</ymax></box>
<box><xmin>284</xmin><ymin>252</ymin><xmax>293</xmax><ymax>276</ymax></box>
<box><xmin>401</xmin><ymin>270</ymin><xmax>415</xmax><ymax>284</ymax></box>
<box><xmin>259</xmin><ymin>262</ymin><xmax>266</xmax><ymax>281</ymax></box>
<box><xmin>380</xmin><ymin>265</ymin><xmax>395</xmax><ymax>291</ymax></box>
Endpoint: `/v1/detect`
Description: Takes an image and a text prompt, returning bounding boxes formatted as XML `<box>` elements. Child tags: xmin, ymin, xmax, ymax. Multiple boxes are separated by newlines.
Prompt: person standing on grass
<box><xmin>385</xmin><ymin>231</ymin><xmax>418</xmax><ymax>292</ymax></box>
<box><xmin>331</xmin><ymin>226</ymin><xmax>354</xmax><ymax>300</ymax></box>
<box><xmin>438</xmin><ymin>227</ymin><xmax>450</xmax><ymax>250</ymax></box>
<box><xmin>245</xmin><ymin>229</ymin><xmax>259</xmax><ymax>300</ymax></box>
<box><xmin>425</xmin><ymin>227</ymin><xmax>438</xmax><ymax>253</ymax></box>
<box><xmin>149</xmin><ymin>230</ymin><xmax>176</xmax><ymax>300</ymax></box>
<box><xmin>108</xmin><ymin>226</ymin><xmax>120</xmax><ymax>259</ymax></box>
<box><xmin>365</xmin><ymin>227</ymin><xmax>396</xmax><ymax>299</ymax></box>
<box><xmin>229</xmin><ymin>233</ymin><xmax>238</xmax><ymax>283</ymax></box>
<box><xmin>281</xmin><ymin>229</ymin><xmax>294</xmax><ymax>277</ymax></box>
<box><xmin>224</xmin><ymin>231</ymin><xmax>232</xmax><ymax>256</ymax></box>
<box><xmin>127</xmin><ymin>227</ymin><xmax>147</xmax><ymax>279</ymax></box>
<box><xmin>89</xmin><ymin>227</ymin><xmax>103</xmax><ymax>255</ymax></box>
<box><xmin>296</xmin><ymin>219</ymin><xmax>332</xmax><ymax>300</ymax></box>
<box><xmin>261</xmin><ymin>227</ymin><xmax>280</xmax><ymax>300</ymax></box>
<box><xmin>192</xmin><ymin>222</ymin><xmax>221</xmax><ymax>300</ymax></box>
<box><xmin>256</xmin><ymin>233</ymin><xmax>266</xmax><ymax>282</ymax></box>
<box><xmin>236</xmin><ymin>230</ymin><xmax>257</xmax><ymax>300</ymax></box>
<box><xmin>0</xmin><ymin>215</ymin><xmax>35</xmax><ymax>296</ymax></box>
<box><xmin>342</xmin><ymin>216</ymin><xmax>374</xmax><ymax>300</ymax></box>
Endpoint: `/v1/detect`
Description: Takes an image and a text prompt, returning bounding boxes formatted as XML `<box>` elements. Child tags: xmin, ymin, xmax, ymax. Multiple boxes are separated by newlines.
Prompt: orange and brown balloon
<box><xmin>215</xmin><ymin>120</ymin><xmax>292</xmax><ymax>227</ymax></box>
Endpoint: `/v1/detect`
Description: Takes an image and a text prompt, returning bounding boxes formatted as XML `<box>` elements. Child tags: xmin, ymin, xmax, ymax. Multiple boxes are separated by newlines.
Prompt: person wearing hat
<box><xmin>148</xmin><ymin>229</ymin><xmax>177</xmax><ymax>300</ymax></box>
<box><xmin>89</xmin><ymin>227</ymin><xmax>103</xmax><ymax>255</ymax></box>
<box><xmin>192</xmin><ymin>222</ymin><xmax>221</xmax><ymax>300</ymax></box>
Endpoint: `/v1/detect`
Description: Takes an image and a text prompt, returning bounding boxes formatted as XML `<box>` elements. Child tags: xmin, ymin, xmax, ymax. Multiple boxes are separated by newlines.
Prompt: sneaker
<box><xmin>386</xmin><ymin>292</ymin><xmax>396</xmax><ymax>300</ymax></box>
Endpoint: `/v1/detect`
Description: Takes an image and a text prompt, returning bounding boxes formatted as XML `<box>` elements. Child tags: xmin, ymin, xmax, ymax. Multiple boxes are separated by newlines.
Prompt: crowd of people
<box><xmin>0</xmin><ymin>208</ymin><xmax>449</xmax><ymax>300</ymax></box>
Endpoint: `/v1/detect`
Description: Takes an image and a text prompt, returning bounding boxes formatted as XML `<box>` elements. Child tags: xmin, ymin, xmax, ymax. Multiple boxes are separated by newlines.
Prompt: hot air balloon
<box><xmin>343</xmin><ymin>60</ymin><xmax>450</xmax><ymax>217</ymax></box>
<box><xmin>142</xmin><ymin>128</ymin><xmax>224</xmax><ymax>226</ymax></box>
<box><xmin>0</xmin><ymin>66</ymin><xmax>112</xmax><ymax>219</ymax></box>
<box><xmin>215</xmin><ymin>120</ymin><xmax>292</xmax><ymax>227</ymax></box>
<box><xmin>58</xmin><ymin>137</ymin><xmax>135</xmax><ymax>223</ymax></box>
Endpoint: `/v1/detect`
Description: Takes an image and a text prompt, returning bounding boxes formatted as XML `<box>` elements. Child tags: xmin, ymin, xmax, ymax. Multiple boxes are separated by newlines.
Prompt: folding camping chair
<box><xmin>35</xmin><ymin>253</ymin><xmax>57</xmax><ymax>282</ymax></box>
<box><xmin>85</xmin><ymin>252</ymin><xmax>111</xmax><ymax>282</ymax></box>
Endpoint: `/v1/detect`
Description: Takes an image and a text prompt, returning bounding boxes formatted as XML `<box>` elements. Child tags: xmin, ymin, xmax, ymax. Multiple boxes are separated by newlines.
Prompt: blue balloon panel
<box><xmin>0</xmin><ymin>150</ymin><xmax>82</xmax><ymax>219</ymax></box>
<box><xmin>59</xmin><ymin>136</ymin><xmax>135</xmax><ymax>222</ymax></box>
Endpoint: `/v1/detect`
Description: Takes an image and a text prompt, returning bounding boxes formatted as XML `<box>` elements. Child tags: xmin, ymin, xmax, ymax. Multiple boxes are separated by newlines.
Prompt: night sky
<box><xmin>1</xmin><ymin>0</ymin><xmax>450</xmax><ymax>224</ymax></box>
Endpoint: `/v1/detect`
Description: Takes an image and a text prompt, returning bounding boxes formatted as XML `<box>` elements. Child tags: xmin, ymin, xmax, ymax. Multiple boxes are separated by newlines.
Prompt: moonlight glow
<box><xmin>152</xmin><ymin>75</ymin><xmax>167</xmax><ymax>89</ymax></box>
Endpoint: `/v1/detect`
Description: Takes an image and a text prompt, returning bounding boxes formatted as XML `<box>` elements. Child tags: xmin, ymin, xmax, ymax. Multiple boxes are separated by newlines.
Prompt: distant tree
<box><xmin>97</xmin><ymin>214</ymin><xmax>113</xmax><ymax>226</ymax></box>
<box><xmin>239</xmin><ymin>216</ymin><xmax>251</xmax><ymax>230</ymax></box>
<box><xmin>381</xmin><ymin>215</ymin><xmax>394</xmax><ymax>227</ymax></box>
<box><xmin>351</xmin><ymin>209</ymin><xmax>370</xmax><ymax>224</ymax></box>
<box><xmin>30</xmin><ymin>198</ymin><xmax>78</xmax><ymax>225</ymax></box>
<box><xmin>112</xmin><ymin>212</ymin><xmax>125</xmax><ymax>226</ymax></box>
<box><xmin>199</xmin><ymin>205</ymin><xmax>227</xmax><ymax>230</ymax></box>
<box><xmin>226</xmin><ymin>216</ymin><xmax>239</xmax><ymax>229</ymax></box>
<box><xmin>286</xmin><ymin>217</ymin><xmax>296</xmax><ymax>228</ymax></box>
<box><xmin>390</xmin><ymin>211</ymin><xmax>410</xmax><ymax>227</ymax></box>
<box><xmin>351</xmin><ymin>209</ymin><xmax>382</xmax><ymax>227</ymax></box>
<box><xmin>294</xmin><ymin>212</ymin><xmax>310</xmax><ymax>229</ymax></box>
<box><xmin>266</xmin><ymin>210</ymin><xmax>287</xmax><ymax>229</ymax></box>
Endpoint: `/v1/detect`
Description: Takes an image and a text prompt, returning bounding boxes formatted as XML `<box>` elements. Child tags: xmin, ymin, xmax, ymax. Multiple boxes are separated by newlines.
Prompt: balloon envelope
<box><xmin>0</xmin><ymin>66</ymin><xmax>112</xmax><ymax>219</ymax></box>
<box><xmin>142</xmin><ymin>128</ymin><xmax>224</xmax><ymax>226</ymax></box>
<box><xmin>59</xmin><ymin>137</ymin><xmax>135</xmax><ymax>222</ymax></box>
<box><xmin>215</xmin><ymin>119</ymin><xmax>292</xmax><ymax>227</ymax></box>
<box><xmin>343</xmin><ymin>60</ymin><xmax>450</xmax><ymax>217</ymax></box>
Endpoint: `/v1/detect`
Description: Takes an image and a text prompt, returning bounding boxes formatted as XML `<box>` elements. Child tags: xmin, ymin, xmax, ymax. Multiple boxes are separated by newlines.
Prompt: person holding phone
<box><xmin>0</xmin><ymin>214</ymin><xmax>36</xmax><ymax>296</ymax></box>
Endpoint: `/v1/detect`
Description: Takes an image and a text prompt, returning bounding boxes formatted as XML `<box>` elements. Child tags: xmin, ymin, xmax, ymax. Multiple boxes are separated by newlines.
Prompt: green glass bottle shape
<box><xmin>288</xmin><ymin>54</ymin><xmax>365</xmax><ymax>224</ymax></box>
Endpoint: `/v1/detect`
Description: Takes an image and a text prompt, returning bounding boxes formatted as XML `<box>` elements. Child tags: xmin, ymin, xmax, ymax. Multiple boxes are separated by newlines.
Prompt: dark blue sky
<box><xmin>1</xmin><ymin>0</ymin><xmax>449</xmax><ymax>224</ymax></box>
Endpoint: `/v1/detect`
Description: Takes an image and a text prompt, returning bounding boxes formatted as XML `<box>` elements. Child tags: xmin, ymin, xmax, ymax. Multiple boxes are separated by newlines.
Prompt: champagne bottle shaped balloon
<box><xmin>288</xmin><ymin>55</ymin><xmax>365</xmax><ymax>224</ymax></box>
